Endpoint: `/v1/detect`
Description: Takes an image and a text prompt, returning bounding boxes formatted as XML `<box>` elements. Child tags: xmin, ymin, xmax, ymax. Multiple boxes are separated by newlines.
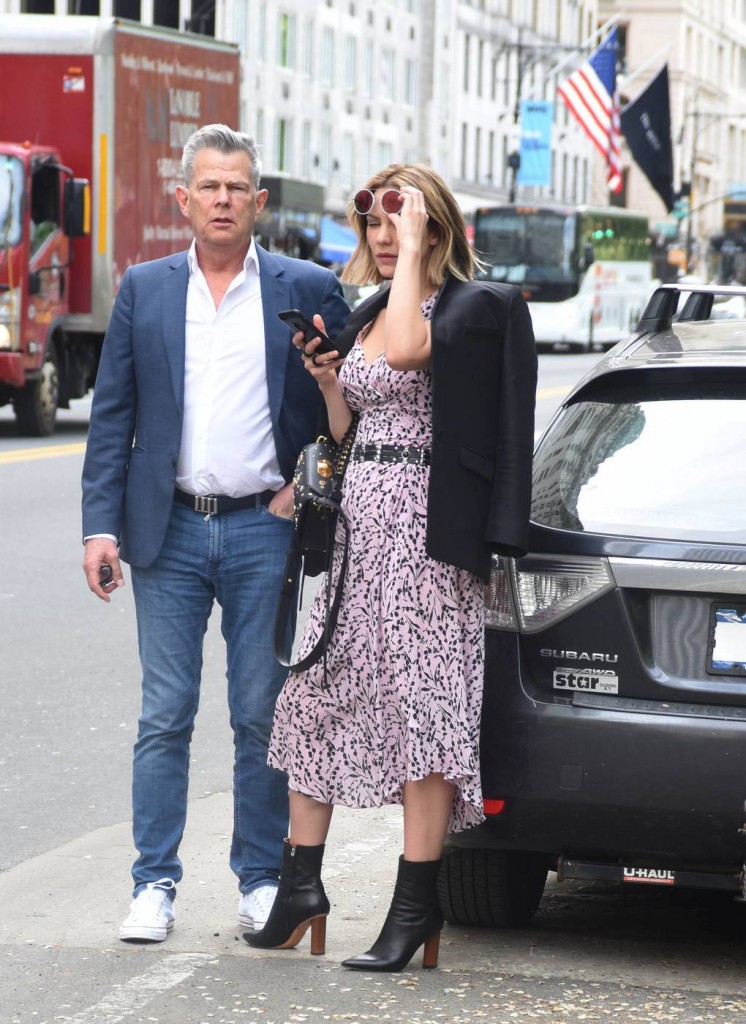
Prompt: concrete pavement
<box><xmin>0</xmin><ymin>793</ymin><xmax>408</xmax><ymax>956</ymax></box>
<box><xmin>3</xmin><ymin>792</ymin><xmax>746</xmax><ymax>1024</ymax></box>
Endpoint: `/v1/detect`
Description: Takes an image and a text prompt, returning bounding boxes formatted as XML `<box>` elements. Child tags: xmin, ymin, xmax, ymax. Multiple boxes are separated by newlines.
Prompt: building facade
<box><xmin>601</xmin><ymin>0</ymin><xmax>746</xmax><ymax>278</ymax></box>
<box><xmin>2</xmin><ymin>0</ymin><xmax>604</xmax><ymax>223</ymax></box>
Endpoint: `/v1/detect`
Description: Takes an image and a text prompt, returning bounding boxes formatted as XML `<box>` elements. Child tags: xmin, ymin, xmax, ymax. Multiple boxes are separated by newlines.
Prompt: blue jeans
<box><xmin>129</xmin><ymin>499</ymin><xmax>295</xmax><ymax>898</ymax></box>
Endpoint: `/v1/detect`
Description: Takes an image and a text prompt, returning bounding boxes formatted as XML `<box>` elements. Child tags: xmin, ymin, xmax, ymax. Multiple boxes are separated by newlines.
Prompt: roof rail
<box><xmin>635</xmin><ymin>282</ymin><xmax>746</xmax><ymax>335</ymax></box>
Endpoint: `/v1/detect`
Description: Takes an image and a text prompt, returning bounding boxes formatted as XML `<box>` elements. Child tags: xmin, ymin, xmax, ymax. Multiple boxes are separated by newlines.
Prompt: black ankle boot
<box><xmin>244</xmin><ymin>839</ymin><xmax>330</xmax><ymax>954</ymax></box>
<box><xmin>342</xmin><ymin>856</ymin><xmax>444</xmax><ymax>971</ymax></box>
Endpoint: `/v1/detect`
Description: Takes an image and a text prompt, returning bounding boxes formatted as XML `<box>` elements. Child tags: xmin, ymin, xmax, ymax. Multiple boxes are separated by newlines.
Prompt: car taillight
<box><xmin>484</xmin><ymin>556</ymin><xmax>518</xmax><ymax>629</ymax></box>
<box><xmin>513</xmin><ymin>555</ymin><xmax>614</xmax><ymax>632</ymax></box>
<box><xmin>485</xmin><ymin>554</ymin><xmax>614</xmax><ymax>633</ymax></box>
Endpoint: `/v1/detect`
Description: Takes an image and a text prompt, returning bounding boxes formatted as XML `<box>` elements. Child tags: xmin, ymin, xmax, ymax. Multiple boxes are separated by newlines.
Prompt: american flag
<box><xmin>558</xmin><ymin>28</ymin><xmax>623</xmax><ymax>193</ymax></box>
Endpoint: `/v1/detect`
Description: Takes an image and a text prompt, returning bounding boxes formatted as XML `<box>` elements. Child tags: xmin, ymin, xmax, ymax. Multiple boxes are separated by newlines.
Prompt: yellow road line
<box><xmin>0</xmin><ymin>442</ymin><xmax>86</xmax><ymax>465</ymax></box>
<box><xmin>0</xmin><ymin>386</ymin><xmax>570</xmax><ymax>465</ymax></box>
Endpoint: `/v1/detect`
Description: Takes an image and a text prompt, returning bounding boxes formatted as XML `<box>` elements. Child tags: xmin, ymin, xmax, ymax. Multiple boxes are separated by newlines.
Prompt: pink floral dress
<box><xmin>268</xmin><ymin>294</ymin><xmax>485</xmax><ymax>832</ymax></box>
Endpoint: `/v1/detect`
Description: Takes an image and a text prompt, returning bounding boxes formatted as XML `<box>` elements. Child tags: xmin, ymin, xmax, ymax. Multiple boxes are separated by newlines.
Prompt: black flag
<box><xmin>620</xmin><ymin>64</ymin><xmax>675</xmax><ymax>212</ymax></box>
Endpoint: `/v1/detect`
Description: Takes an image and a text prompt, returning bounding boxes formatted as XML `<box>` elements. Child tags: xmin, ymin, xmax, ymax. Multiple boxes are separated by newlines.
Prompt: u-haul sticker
<box><xmin>622</xmin><ymin>867</ymin><xmax>675</xmax><ymax>885</ymax></box>
<box><xmin>553</xmin><ymin>669</ymin><xmax>619</xmax><ymax>693</ymax></box>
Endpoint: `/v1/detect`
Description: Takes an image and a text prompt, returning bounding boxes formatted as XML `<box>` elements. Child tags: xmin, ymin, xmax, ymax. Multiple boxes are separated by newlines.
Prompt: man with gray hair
<box><xmin>82</xmin><ymin>124</ymin><xmax>349</xmax><ymax>942</ymax></box>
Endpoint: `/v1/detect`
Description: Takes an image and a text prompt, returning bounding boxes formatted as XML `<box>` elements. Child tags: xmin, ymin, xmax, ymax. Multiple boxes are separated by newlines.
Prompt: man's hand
<box><xmin>267</xmin><ymin>482</ymin><xmax>295</xmax><ymax>520</ymax></box>
<box><xmin>83</xmin><ymin>538</ymin><xmax>124</xmax><ymax>602</ymax></box>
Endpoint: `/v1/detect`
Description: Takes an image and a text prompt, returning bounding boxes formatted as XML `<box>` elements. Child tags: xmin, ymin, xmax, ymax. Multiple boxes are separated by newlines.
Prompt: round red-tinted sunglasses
<box><xmin>353</xmin><ymin>188</ymin><xmax>404</xmax><ymax>216</ymax></box>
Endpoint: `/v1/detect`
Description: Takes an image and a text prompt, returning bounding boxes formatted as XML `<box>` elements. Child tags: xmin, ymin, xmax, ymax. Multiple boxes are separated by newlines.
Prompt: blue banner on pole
<box><xmin>518</xmin><ymin>99</ymin><xmax>553</xmax><ymax>187</ymax></box>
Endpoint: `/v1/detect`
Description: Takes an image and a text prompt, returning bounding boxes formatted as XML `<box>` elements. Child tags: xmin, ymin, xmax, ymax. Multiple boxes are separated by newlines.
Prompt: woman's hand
<box><xmin>294</xmin><ymin>314</ymin><xmax>344</xmax><ymax>388</ymax></box>
<box><xmin>389</xmin><ymin>186</ymin><xmax>431</xmax><ymax>256</ymax></box>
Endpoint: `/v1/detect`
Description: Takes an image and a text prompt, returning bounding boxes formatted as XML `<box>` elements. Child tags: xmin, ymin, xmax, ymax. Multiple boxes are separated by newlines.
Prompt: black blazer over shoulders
<box><xmin>334</xmin><ymin>276</ymin><xmax>538</xmax><ymax>581</ymax></box>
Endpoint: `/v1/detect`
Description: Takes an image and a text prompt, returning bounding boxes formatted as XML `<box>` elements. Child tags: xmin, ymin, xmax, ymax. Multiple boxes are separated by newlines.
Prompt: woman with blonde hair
<box><xmin>246</xmin><ymin>163</ymin><xmax>537</xmax><ymax>971</ymax></box>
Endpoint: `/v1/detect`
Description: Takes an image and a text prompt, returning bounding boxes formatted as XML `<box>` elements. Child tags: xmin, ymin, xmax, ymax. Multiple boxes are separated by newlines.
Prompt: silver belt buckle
<box><xmin>195</xmin><ymin>495</ymin><xmax>219</xmax><ymax>516</ymax></box>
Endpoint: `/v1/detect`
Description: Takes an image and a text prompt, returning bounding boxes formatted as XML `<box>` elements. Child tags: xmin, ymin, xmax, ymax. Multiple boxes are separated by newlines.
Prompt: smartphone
<box><xmin>99</xmin><ymin>564</ymin><xmax>117</xmax><ymax>593</ymax></box>
<box><xmin>277</xmin><ymin>309</ymin><xmax>337</xmax><ymax>355</ymax></box>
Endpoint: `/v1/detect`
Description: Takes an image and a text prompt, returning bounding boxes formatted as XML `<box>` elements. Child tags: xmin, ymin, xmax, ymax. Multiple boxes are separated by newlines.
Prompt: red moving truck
<box><xmin>0</xmin><ymin>15</ymin><xmax>240</xmax><ymax>435</ymax></box>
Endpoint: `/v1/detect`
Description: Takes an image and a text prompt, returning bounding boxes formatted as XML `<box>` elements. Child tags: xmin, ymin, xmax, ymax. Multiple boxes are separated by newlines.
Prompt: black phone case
<box><xmin>277</xmin><ymin>309</ymin><xmax>336</xmax><ymax>354</ymax></box>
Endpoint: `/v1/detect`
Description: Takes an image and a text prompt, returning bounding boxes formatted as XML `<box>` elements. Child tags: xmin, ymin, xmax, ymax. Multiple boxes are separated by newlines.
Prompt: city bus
<box><xmin>473</xmin><ymin>204</ymin><xmax>654</xmax><ymax>351</ymax></box>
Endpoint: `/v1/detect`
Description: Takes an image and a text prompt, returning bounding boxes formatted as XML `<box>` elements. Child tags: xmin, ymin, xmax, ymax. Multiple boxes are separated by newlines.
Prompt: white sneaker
<box><xmin>119</xmin><ymin>879</ymin><xmax>176</xmax><ymax>942</ymax></box>
<box><xmin>239</xmin><ymin>884</ymin><xmax>278</xmax><ymax>931</ymax></box>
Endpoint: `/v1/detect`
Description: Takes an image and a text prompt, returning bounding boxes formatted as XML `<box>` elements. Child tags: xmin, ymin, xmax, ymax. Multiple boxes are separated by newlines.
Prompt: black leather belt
<box><xmin>174</xmin><ymin>488</ymin><xmax>275</xmax><ymax>515</ymax></box>
<box><xmin>350</xmin><ymin>443</ymin><xmax>431</xmax><ymax>466</ymax></box>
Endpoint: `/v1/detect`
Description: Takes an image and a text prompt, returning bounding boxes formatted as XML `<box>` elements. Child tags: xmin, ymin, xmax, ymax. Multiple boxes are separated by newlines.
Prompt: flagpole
<box><xmin>618</xmin><ymin>44</ymin><xmax>674</xmax><ymax>96</ymax></box>
<box><xmin>543</xmin><ymin>14</ymin><xmax>621</xmax><ymax>83</ymax></box>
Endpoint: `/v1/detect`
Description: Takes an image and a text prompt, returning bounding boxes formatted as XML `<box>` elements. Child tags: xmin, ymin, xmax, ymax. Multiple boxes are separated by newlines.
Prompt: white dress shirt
<box><xmin>177</xmin><ymin>238</ymin><xmax>284</xmax><ymax>497</ymax></box>
<box><xmin>84</xmin><ymin>238</ymin><xmax>283</xmax><ymax>544</ymax></box>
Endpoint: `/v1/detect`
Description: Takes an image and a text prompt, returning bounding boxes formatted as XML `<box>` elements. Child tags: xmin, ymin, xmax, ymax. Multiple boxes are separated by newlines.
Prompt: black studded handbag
<box><xmin>274</xmin><ymin>415</ymin><xmax>358</xmax><ymax>674</ymax></box>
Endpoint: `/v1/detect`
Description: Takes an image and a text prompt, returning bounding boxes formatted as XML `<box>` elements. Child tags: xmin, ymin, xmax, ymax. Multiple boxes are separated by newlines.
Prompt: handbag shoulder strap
<box><xmin>273</xmin><ymin>502</ymin><xmax>350</xmax><ymax>673</ymax></box>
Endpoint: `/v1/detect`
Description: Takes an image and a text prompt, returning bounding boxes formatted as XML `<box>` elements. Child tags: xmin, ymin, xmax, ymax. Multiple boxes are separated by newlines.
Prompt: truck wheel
<box><xmin>438</xmin><ymin>847</ymin><xmax>548</xmax><ymax>928</ymax></box>
<box><xmin>14</xmin><ymin>345</ymin><xmax>59</xmax><ymax>436</ymax></box>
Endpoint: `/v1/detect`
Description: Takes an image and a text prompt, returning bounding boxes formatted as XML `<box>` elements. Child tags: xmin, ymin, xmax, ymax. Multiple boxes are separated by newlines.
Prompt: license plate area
<box><xmin>707</xmin><ymin>603</ymin><xmax>746</xmax><ymax>676</ymax></box>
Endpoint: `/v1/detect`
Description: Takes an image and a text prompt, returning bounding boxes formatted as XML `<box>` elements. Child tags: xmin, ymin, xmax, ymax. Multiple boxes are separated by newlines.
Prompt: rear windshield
<box><xmin>532</xmin><ymin>382</ymin><xmax>746</xmax><ymax>545</ymax></box>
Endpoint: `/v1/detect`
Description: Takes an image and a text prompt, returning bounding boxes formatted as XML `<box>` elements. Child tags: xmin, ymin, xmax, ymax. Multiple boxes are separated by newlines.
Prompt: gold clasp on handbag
<box><xmin>317</xmin><ymin>458</ymin><xmax>334</xmax><ymax>478</ymax></box>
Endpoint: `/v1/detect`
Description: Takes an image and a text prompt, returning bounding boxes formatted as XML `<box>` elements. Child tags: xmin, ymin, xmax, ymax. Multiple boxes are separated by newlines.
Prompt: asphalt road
<box><xmin>1</xmin><ymin>353</ymin><xmax>744</xmax><ymax>1023</ymax></box>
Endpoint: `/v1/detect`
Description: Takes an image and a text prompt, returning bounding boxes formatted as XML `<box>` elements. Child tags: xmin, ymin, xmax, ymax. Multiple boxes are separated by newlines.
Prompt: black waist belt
<box><xmin>350</xmin><ymin>443</ymin><xmax>431</xmax><ymax>466</ymax></box>
<box><xmin>174</xmin><ymin>488</ymin><xmax>274</xmax><ymax>515</ymax></box>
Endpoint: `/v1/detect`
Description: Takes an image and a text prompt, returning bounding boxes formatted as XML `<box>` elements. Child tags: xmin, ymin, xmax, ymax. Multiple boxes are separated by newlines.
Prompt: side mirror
<box><xmin>63</xmin><ymin>177</ymin><xmax>90</xmax><ymax>237</ymax></box>
<box><xmin>583</xmin><ymin>243</ymin><xmax>595</xmax><ymax>268</ymax></box>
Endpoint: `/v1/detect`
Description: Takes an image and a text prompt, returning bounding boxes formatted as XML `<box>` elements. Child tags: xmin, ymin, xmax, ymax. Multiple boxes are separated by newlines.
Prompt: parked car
<box><xmin>439</xmin><ymin>283</ymin><xmax>746</xmax><ymax>928</ymax></box>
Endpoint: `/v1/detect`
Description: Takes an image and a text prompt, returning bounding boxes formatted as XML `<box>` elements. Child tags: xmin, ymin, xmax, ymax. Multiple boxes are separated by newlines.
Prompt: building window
<box><xmin>114</xmin><ymin>0</ymin><xmax>141</xmax><ymax>18</ymax></box>
<box><xmin>562</xmin><ymin>153</ymin><xmax>568</xmax><ymax>201</ymax></box>
<box><xmin>302</xmin><ymin>18</ymin><xmax>314</xmax><ymax>76</ymax></box>
<box><xmin>344</xmin><ymin>35</ymin><xmax>357</xmax><ymax>90</ymax></box>
<box><xmin>277</xmin><ymin>12</ymin><xmax>296</xmax><ymax>69</ymax></box>
<box><xmin>276</xmin><ymin>119</ymin><xmax>292</xmax><ymax>174</ymax></box>
<box><xmin>363</xmin><ymin>40</ymin><xmax>374</xmax><ymax>97</ymax></box>
<box><xmin>363</xmin><ymin>137</ymin><xmax>373</xmax><ymax>179</ymax></box>
<box><xmin>257</xmin><ymin>3</ymin><xmax>267</xmax><ymax>61</ymax></box>
<box><xmin>463</xmin><ymin>34</ymin><xmax>470</xmax><ymax>91</ymax></box>
<box><xmin>341</xmin><ymin>132</ymin><xmax>355</xmax><ymax>190</ymax></box>
<box><xmin>377</xmin><ymin>140</ymin><xmax>393</xmax><ymax>167</ymax></box>
<box><xmin>380</xmin><ymin>48</ymin><xmax>395</xmax><ymax>100</ymax></box>
<box><xmin>153</xmin><ymin>0</ymin><xmax>178</xmax><ymax>29</ymax></box>
<box><xmin>320</xmin><ymin>124</ymin><xmax>332</xmax><ymax>181</ymax></box>
<box><xmin>477</xmin><ymin>38</ymin><xmax>484</xmax><ymax>97</ymax></box>
<box><xmin>185</xmin><ymin>0</ymin><xmax>213</xmax><ymax>34</ymax></box>
<box><xmin>404</xmin><ymin>58</ymin><xmax>417</xmax><ymax>105</ymax></box>
<box><xmin>301</xmin><ymin>121</ymin><xmax>312</xmax><ymax>179</ymax></box>
<box><xmin>440</xmin><ymin>66</ymin><xmax>450</xmax><ymax>118</ymax></box>
<box><xmin>461</xmin><ymin>123</ymin><xmax>468</xmax><ymax>179</ymax></box>
<box><xmin>475</xmin><ymin>126</ymin><xmax>481</xmax><ymax>181</ymax></box>
<box><xmin>321</xmin><ymin>26</ymin><xmax>335</xmax><ymax>84</ymax></box>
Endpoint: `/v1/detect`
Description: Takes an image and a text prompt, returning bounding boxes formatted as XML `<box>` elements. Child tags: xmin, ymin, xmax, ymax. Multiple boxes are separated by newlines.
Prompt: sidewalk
<box><xmin>0</xmin><ymin>793</ymin><xmax>411</xmax><ymax>958</ymax></box>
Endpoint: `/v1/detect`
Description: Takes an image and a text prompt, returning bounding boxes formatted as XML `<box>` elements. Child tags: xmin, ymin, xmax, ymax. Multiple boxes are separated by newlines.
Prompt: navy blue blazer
<box><xmin>81</xmin><ymin>244</ymin><xmax>349</xmax><ymax>567</ymax></box>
